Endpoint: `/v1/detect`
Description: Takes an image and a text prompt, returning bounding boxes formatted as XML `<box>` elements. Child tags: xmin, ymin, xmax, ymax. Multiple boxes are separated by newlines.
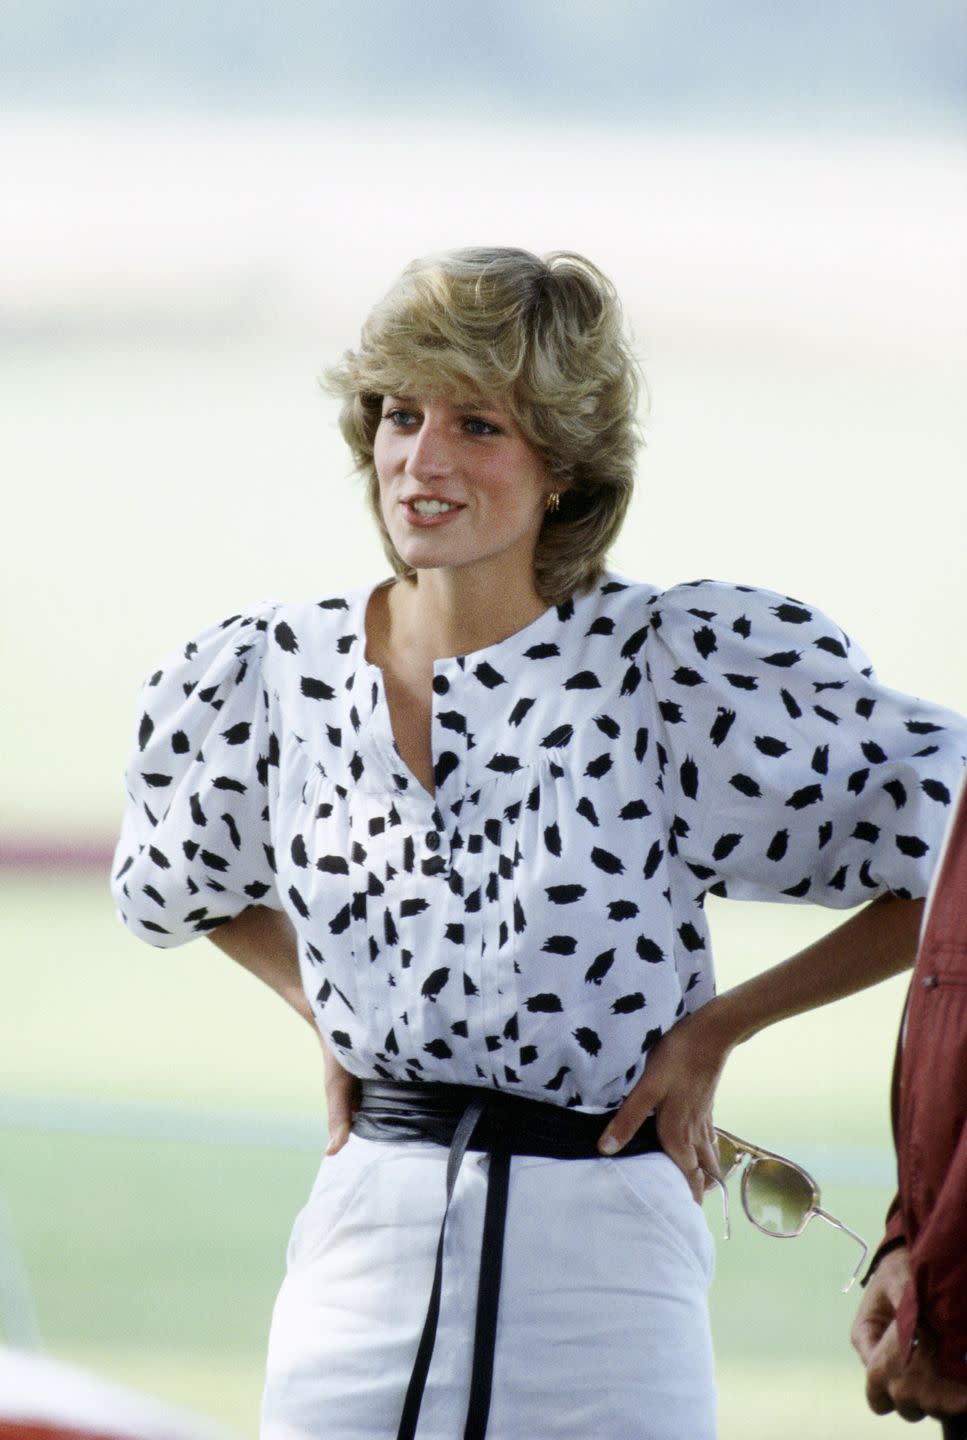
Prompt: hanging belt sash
<box><xmin>352</xmin><ymin>1079</ymin><xmax>663</xmax><ymax>1440</ymax></box>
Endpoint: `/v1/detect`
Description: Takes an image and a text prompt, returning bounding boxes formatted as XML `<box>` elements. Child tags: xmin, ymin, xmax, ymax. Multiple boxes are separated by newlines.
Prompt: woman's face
<box><xmin>373</xmin><ymin>393</ymin><xmax>553</xmax><ymax>587</ymax></box>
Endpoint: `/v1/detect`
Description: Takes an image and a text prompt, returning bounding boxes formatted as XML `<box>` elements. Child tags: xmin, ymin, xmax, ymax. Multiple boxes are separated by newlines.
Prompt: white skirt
<box><xmin>261</xmin><ymin>1135</ymin><xmax>717</xmax><ymax>1440</ymax></box>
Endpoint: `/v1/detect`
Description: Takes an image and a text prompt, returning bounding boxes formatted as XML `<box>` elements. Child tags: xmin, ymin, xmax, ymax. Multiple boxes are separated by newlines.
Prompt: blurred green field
<box><xmin>1</xmin><ymin>873</ymin><xmax>920</xmax><ymax>1438</ymax></box>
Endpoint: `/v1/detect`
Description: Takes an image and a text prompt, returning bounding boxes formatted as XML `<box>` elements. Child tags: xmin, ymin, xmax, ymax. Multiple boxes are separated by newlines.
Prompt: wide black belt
<box><xmin>352</xmin><ymin>1078</ymin><xmax>663</xmax><ymax>1440</ymax></box>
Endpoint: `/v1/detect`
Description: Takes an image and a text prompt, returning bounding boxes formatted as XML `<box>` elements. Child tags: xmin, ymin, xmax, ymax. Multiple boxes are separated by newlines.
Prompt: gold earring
<box><xmin>545</xmin><ymin>492</ymin><xmax>560</xmax><ymax>513</ymax></box>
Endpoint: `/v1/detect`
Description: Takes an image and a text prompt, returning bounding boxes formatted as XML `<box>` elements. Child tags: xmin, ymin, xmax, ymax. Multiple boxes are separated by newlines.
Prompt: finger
<box><xmin>322</xmin><ymin>1051</ymin><xmax>359</xmax><ymax>1155</ymax></box>
<box><xmin>696</xmin><ymin>1125</ymin><xmax>720</xmax><ymax>1183</ymax></box>
<box><xmin>703</xmin><ymin>1116</ymin><xmax>719</xmax><ymax>1170</ymax></box>
<box><xmin>654</xmin><ymin>1106</ymin><xmax>713</xmax><ymax>1203</ymax></box>
<box><xmin>686</xmin><ymin>1164</ymin><xmax>706</xmax><ymax>1204</ymax></box>
<box><xmin>325</xmin><ymin>1109</ymin><xmax>353</xmax><ymax>1154</ymax></box>
<box><xmin>895</xmin><ymin>1354</ymin><xmax>967</xmax><ymax>1420</ymax></box>
<box><xmin>892</xmin><ymin>1395</ymin><xmax>926</xmax><ymax>1424</ymax></box>
<box><xmin>326</xmin><ymin>1074</ymin><xmax>358</xmax><ymax>1136</ymax></box>
<box><xmin>866</xmin><ymin>1370</ymin><xmax>897</xmax><ymax>1416</ymax></box>
<box><xmin>866</xmin><ymin>1328</ymin><xmax>903</xmax><ymax>1415</ymax></box>
<box><xmin>852</xmin><ymin>1317</ymin><xmax>886</xmax><ymax>1366</ymax></box>
<box><xmin>597</xmin><ymin>1083</ymin><xmax>657</xmax><ymax>1155</ymax></box>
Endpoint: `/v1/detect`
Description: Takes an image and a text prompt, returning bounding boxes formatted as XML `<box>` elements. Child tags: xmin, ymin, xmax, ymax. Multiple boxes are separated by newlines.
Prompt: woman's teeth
<box><xmin>411</xmin><ymin>499</ymin><xmax>459</xmax><ymax>516</ymax></box>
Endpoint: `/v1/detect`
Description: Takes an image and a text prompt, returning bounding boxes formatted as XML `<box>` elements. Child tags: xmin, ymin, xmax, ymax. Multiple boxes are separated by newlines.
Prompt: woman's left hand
<box><xmin>323</xmin><ymin>1037</ymin><xmax>361</xmax><ymax>1156</ymax></box>
<box><xmin>597</xmin><ymin>1007</ymin><xmax>729</xmax><ymax>1203</ymax></box>
<box><xmin>597</xmin><ymin>895</ymin><xmax>925</xmax><ymax>1202</ymax></box>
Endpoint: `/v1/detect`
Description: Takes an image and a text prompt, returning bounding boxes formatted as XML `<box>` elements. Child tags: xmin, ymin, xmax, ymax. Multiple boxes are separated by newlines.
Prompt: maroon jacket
<box><xmin>874</xmin><ymin>779</ymin><xmax>967</xmax><ymax>1381</ymax></box>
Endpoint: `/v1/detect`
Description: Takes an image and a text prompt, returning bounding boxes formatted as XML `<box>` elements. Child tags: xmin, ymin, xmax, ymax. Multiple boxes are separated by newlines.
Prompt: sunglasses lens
<box><xmin>716</xmin><ymin>1134</ymin><xmax>740</xmax><ymax>1174</ymax></box>
<box><xmin>743</xmin><ymin>1159</ymin><xmax>813</xmax><ymax>1236</ymax></box>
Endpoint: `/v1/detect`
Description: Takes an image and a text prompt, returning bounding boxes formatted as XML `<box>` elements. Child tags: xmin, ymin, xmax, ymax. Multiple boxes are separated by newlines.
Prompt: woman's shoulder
<box><xmin>270</xmin><ymin>582</ymin><xmax>371</xmax><ymax>640</ymax></box>
<box><xmin>598</xmin><ymin>572</ymin><xmax>850</xmax><ymax>633</ymax></box>
<box><xmin>265</xmin><ymin>581</ymin><xmax>382</xmax><ymax>682</ymax></box>
<box><xmin>642</xmin><ymin>576</ymin><xmax>871</xmax><ymax>670</ymax></box>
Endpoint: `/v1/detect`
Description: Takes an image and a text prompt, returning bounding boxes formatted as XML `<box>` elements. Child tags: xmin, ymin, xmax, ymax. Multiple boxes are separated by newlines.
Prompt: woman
<box><xmin>112</xmin><ymin>248</ymin><xmax>966</xmax><ymax>1440</ymax></box>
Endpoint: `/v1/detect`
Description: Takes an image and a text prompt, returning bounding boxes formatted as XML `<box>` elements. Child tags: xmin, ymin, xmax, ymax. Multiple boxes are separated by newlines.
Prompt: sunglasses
<box><xmin>707</xmin><ymin>1128</ymin><xmax>869</xmax><ymax>1293</ymax></box>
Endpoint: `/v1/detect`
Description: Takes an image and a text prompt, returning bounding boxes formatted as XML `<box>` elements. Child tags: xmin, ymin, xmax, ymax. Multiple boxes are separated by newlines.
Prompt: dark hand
<box><xmin>854</xmin><ymin>1249</ymin><xmax>967</xmax><ymax>1422</ymax></box>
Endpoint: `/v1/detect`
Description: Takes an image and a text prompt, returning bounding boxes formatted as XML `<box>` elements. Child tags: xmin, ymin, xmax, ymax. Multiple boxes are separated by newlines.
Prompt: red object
<box><xmin>875</xmin><ymin>779</ymin><xmax>967</xmax><ymax>1382</ymax></box>
<box><xmin>0</xmin><ymin>1426</ymin><xmax>126</xmax><ymax>1439</ymax></box>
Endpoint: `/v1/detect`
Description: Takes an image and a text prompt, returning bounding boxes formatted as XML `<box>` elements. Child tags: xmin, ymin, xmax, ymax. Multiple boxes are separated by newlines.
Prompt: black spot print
<box><xmin>772</xmin><ymin>603</ymin><xmax>812</xmax><ymax>624</ymax></box>
<box><xmin>679</xmin><ymin>757</ymin><xmax>698</xmax><ymax>799</ymax></box>
<box><xmin>112</xmin><ymin>579</ymin><xmax>963</xmax><ymax>1116</ymax></box>
<box><xmin>709</xmin><ymin>709</ymin><xmax>735</xmax><ymax>747</ymax></box>
<box><xmin>424</xmin><ymin>1039</ymin><xmax>452</xmax><ymax>1059</ymax></box>
<box><xmin>636</xmin><ymin>936</ymin><xmax>665</xmax><ymax>963</ymax></box>
<box><xmin>611</xmin><ymin>993</ymin><xmax>646</xmax><ymax>1014</ymax></box>
<box><xmin>274</xmin><ymin>621</ymin><xmax>299</xmax><ymax>653</ymax></box>
<box><xmin>585</xmin><ymin>949</ymin><xmax>616</xmax><ymax>984</ymax></box>
<box><xmin>526</xmin><ymin>994</ymin><xmax>564</xmax><ymax>1014</ymax></box>
<box><xmin>786</xmin><ymin>784</ymin><xmax>823</xmax><ymax>809</ymax></box>
<box><xmin>421</xmin><ymin>967</ymin><xmax>450</xmax><ymax>1001</ymax></box>
<box><xmin>642</xmin><ymin>842</ymin><xmax>663</xmax><ymax>880</ymax></box>
<box><xmin>574</xmin><ymin>1027</ymin><xmax>602</xmax><ymax>1056</ymax></box>
<box><xmin>564</xmin><ymin>670</ymin><xmax>601</xmax><ymax>691</ymax></box>
<box><xmin>693</xmin><ymin>626</ymin><xmax>718</xmax><ymax>658</ymax></box>
<box><xmin>546</xmin><ymin>884</ymin><xmax>586</xmax><ymax>904</ymax></box>
<box><xmin>590</xmin><ymin>847</ymin><xmax>624</xmax><ymax>875</ymax></box>
<box><xmin>678</xmin><ymin>923</ymin><xmax>705</xmax><ymax>952</ymax></box>
<box><xmin>619</xmin><ymin>799</ymin><xmax>650</xmax><ymax>820</ymax></box>
<box><xmin>474</xmin><ymin>662</ymin><xmax>506</xmax><ymax>689</ymax></box>
<box><xmin>576</xmin><ymin>798</ymin><xmax>600</xmax><ymax>827</ymax></box>
<box><xmin>607</xmin><ymin>900</ymin><xmax>639</xmax><ymax>920</ymax></box>
<box><xmin>730</xmin><ymin>774</ymin><xmax>762</xmax><ymax>798</ymax></box>
<box><xmin>301</xmin><ymin>676</ymin><xmax>335</xmax><ymax>701</ymax></box>
<box><xmin>542</xmin><ymin>936</ymin><xmax>578</xmax><ymax>956</ymax></box>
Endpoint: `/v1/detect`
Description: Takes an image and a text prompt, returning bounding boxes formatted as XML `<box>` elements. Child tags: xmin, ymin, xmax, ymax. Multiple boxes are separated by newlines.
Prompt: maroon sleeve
<box><xmin>864</xmin><ymin>1198</ymin><xmax>907</xmax><ymax>1283</ymax></box>
<box><xmin>893</xmin><ymin>776</ymin><xmax>967</xmax><ymax>1381</ymax></box>
<box><xmin>896</xmin><ymin>1119</ymin><xmax>967</xmax><ymax>1381</ymax></box>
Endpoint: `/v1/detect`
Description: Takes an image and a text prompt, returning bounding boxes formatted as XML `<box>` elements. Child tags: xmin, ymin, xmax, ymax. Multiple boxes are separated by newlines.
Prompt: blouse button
<box><xmin>432</xmin><ymin>675</ymin><xmax>450</xmax><ymax>695</ymax></box>
<box><xmin>425</xmin><ymin>829</ymin><xmax>441</xmax><ymax>851</ymax></box>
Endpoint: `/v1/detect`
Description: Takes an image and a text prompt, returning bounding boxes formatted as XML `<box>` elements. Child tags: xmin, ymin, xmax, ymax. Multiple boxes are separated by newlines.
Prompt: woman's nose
<box><xmin>406</xmin><ymin>420</ymin><xmax>454</xmax><ymax>481</ymax></box>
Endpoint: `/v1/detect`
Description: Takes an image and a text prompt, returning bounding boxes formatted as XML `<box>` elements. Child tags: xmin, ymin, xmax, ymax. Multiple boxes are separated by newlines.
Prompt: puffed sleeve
<box><xmin>111</xmin><ymin>604</ymin><xmax>282</xmax><ymax>946</ymax></box>
<box><xmin>646</xmin><ymin>580</ymin><xmax>967</xmax><ymax>906</ymax></box>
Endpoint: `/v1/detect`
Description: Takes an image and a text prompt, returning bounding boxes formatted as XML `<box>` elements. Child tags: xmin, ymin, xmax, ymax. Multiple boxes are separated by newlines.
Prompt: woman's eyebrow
<box><xmin>455</xmin><ymin>398</ymin><xmax>503</xmax><ymax>415</ymax></box>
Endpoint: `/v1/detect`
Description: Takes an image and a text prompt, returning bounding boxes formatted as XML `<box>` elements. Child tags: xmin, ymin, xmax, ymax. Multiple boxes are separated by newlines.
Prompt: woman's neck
<box><xmin>375</xmin><ymin>567</ymin><xmax>549</xmax><ymax>666</ymax></box>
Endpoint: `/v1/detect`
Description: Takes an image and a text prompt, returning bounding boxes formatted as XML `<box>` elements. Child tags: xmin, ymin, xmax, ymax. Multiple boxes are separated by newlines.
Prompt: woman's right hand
<box><xmin>322</xmin><ymin>1037</ymin><xmax>360</xmax><ymax>1155</ymax></box>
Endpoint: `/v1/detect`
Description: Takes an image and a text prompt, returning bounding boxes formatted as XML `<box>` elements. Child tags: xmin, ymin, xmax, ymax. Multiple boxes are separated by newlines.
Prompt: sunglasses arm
<box><xmin>812</xmin><ymin>1207</ymin><xmax>870</xmax><ymax>1293</ymax></box>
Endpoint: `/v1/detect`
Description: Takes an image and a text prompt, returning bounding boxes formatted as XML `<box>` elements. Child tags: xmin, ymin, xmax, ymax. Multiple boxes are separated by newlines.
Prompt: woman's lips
<box><xmin>401</xmin><ymin>497</ymin><xmax>465</xmax><ymax>527</ymax></box>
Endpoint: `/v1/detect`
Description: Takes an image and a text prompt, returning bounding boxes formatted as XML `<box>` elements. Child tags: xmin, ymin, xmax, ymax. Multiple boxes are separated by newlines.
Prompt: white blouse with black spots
<box><xmin>112</xmin><ymin>576</ymin><xmax>967</xmax><ymax>1112</ymax></box>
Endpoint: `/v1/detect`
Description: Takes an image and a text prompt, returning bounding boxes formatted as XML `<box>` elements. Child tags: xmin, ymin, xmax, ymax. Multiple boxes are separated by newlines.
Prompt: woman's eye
<box><xmin>463</xmin><ymin>417</ymin><xmax>499</xmax><ymax>437</ymax></box>
<box><xmin>385</xmin><ymin>408</ymin><xmax>418</xmax><ymax>427</ymax></box>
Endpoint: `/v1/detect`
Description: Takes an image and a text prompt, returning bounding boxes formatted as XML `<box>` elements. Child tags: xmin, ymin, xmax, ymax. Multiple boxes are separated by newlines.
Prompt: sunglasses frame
<box><xmin>710</xmin><ymin>1127</ymin><xmax>869</xmax><ymax>1293</ymax></box>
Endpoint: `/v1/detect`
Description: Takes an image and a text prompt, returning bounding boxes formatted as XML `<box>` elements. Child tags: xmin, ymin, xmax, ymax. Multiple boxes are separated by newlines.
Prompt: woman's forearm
<box><xmin>702</xmin><ymin>893</ymin><xmax>923</xmax><ymax>1053</ymax></box>
<box><xmin>208</xmin><ymin>905</ymin><xmax>314</xmax><ymax>1026</ymax></box>
<box><xmin>596</xmin><ymin>893</ymin><xmax>923</xmax><ymax>1164</ymax></box>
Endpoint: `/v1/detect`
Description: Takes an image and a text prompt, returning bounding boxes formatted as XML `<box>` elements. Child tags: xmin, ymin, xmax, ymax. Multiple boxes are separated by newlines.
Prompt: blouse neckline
<box><xmin>357</xmin><ymin>576</ymin><xmax>566</xmax><ymax>679</ymax></box>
